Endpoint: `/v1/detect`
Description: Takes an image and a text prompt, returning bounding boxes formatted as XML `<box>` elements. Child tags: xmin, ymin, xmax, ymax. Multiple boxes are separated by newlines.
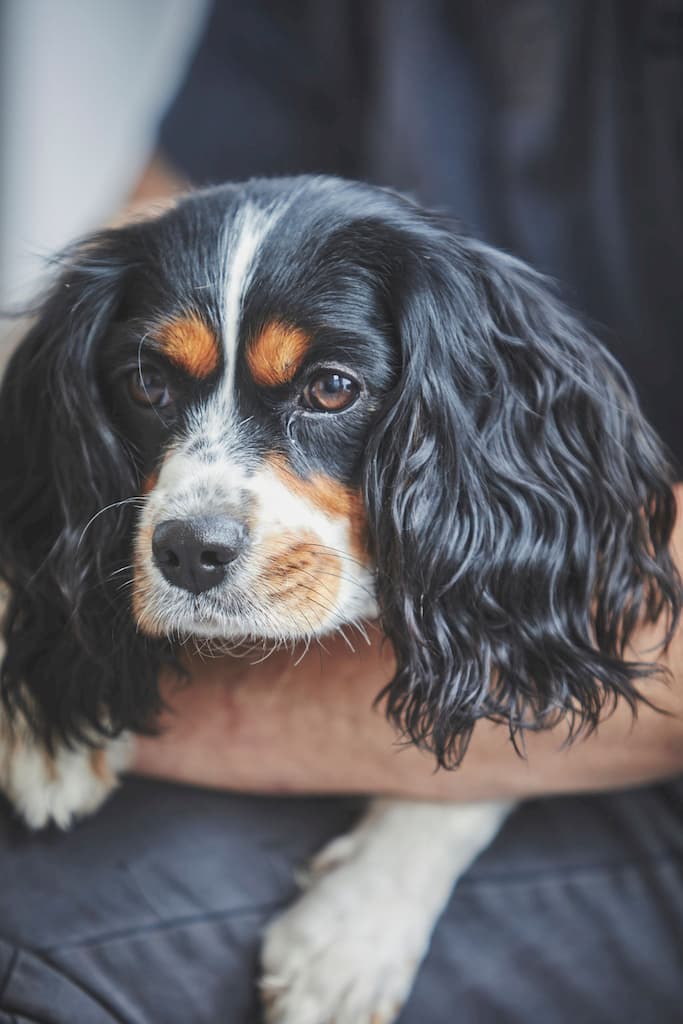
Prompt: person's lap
<box><xmin>0</xmin><ymin>777</ymin><xmax>682</xmax><ymax>1023</ymax></box>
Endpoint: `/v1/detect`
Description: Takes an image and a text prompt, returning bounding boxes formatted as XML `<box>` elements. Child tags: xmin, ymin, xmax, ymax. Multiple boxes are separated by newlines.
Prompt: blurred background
<box><xmin>0</xmin><ymin>0</ymin><xmax>208</xmax><ymax>319</ymax></box>
<box><xmin>1</xmin><ymin>0</ymin><xmax>681</xmax><ymax>460</ymax></box>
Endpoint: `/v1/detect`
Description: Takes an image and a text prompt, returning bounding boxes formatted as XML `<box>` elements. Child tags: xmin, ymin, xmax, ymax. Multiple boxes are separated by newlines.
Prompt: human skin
<box><xmin>128</xmin><ymin>161</ymin><xmax>683</xmax><ymax>801</ymax></box>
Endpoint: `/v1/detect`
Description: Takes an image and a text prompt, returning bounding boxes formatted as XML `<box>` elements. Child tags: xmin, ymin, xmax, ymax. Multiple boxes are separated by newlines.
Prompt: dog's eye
<box><xmin>127</xmin><ymin>366</ymin><xmax>174</xmax><ymax>409</ymax></box>
<box><xmin>302</xmin><ymin>371</ymin><xmax>359</xmax><ymax>413</ymax></box>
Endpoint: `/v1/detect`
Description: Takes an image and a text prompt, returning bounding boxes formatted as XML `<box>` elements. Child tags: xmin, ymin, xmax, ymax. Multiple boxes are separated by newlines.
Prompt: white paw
<box><xmin>261</xmin><ymin>830</ymin><xmax>429</xmax><ymax>1024</ymax></box>
<box><xmin>0</xmin><ymin>725</ymin><xmax>131</xmax><ymax>829</ymax></box>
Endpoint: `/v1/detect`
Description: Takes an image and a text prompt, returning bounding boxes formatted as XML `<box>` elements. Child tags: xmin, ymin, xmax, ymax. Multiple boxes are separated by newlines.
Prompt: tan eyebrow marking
<box><xmin>246</xmin><ymin>321</ymin><xmax>311</xmax><ymax>388</ymax></box>
<box><xmin>154</xmin><ymin>315</ymin><xmax>220</xmax><ymax>379</ymax></box>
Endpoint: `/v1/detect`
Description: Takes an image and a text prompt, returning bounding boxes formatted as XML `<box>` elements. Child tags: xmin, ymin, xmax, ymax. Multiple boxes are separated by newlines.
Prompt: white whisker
<box><xmin>78</xmin><ymin>497</ymin><xmax>144</xmax><ymax>548</ymax></box>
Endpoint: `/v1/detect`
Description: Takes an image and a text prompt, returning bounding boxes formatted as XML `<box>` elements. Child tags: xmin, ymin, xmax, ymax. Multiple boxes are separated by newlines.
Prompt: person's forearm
<box><xmin>132</xmin><ymin>612</ymin><xmax>683</xmax><ymax>801</ymax></box>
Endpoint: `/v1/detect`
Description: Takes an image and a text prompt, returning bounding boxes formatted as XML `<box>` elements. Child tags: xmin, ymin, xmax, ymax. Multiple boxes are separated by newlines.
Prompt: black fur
<box><xmin>363</xmin><ymin>219</ymin><xmax>680</xmax><ymax>764</ymax></box>
<box><xmin>0</xmin><ymin>177</ymin><xmax>679</xmax><ymax>764</ymax></box>
<box><xmin>0</xmin><ymin>233</ymin><xmax>167</xmax><ymax>749</ymax></box>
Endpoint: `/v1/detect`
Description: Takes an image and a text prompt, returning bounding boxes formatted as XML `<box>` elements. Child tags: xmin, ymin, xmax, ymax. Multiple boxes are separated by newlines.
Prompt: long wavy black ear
<box><xmin>364</xmin><ymin>219</ymin><xmax>681</xmax><ymax>766</ymax></box>
<box><xmin>0</xmin><ymin>236</ymin><xmax>165</xmax><ymax>749</ymax></box>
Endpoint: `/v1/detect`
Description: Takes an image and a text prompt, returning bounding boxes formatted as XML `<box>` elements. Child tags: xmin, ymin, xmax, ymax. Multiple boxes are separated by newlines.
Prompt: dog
<box><xmin>0</xmin><ymin>176</ymin><xmax>679</xmax><ymax>1024</ymax></box>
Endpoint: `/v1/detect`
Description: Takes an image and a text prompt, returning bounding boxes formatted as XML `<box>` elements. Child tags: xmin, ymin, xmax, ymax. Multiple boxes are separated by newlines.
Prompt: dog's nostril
<box><xmin>200</xmin><ymin>549</ymin><xmax>228</xmax><ymax>568</ymax></box>
<box><xmin>152</xmin><ymin>517</ymin><xmax>248</xmax><ymax>595</ymax></box>
<box><xmin>159</xmin><ymin>548</ymin><xmax>180</xmax><ymax>568</ymax></box>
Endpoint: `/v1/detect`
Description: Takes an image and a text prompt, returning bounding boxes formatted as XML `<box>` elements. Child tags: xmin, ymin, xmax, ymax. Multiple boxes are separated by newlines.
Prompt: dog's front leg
<box><xmin>261</xmin><ymin>797</ymin><xmax>513</xmax><ymax>1024</ymax></box>
<box><xmin>0</xmin><ymin>714</ymin><xmax>131</xmax><ymax>829</ymax></box>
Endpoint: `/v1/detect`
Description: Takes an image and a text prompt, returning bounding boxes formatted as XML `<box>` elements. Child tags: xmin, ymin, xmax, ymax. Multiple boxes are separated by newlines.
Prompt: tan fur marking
<box><xmin>155</xmin><ymin>315</ymin><xmax>219</xmax><ymax>379</ymax></box>
<box><xmin>43</xmin><ymin>750</ymin><xmax>58</xmax><ymax>782</ymax></box>
<box><xmin>246</xmin><ymin>322</ymin><xmax>310</xmax><ymax>388</ymax></box>
<box><xmin>90</xmin><ymin>748</ymin><xmax>114</xmax><ymax>785</ymax></box>
<box><xmin>141</xmin><ymin>471</ymin><xmax>158</xmax><ymax>495</ymax></box>
<box><xmin>132</xmin><ymin>522</ymin><xmax>155</xmax><ymax>630</ymax></box>
<box><xmin>268</xmin><ymin>456</ymin><xmax>369</xmax><ymax>564</ymax></box>
<box><xmin>255</xmin><ymin>531</ymin><xmax>342</xmax><ymax>626</ymax></box>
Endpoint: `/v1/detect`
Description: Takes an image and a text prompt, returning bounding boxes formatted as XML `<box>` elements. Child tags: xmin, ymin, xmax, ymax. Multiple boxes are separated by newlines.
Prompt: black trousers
<box><xmin>1</xmin><ymin>778</ymin><xmax>682</xmax><ymax>1023</ymax></box>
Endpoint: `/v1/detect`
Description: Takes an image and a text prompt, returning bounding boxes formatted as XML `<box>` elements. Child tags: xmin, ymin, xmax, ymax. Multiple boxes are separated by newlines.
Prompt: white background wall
<box><xmin>0</xmin><ymin>0</ymin><xmax>208</xmax><ymax>329</ymax></box>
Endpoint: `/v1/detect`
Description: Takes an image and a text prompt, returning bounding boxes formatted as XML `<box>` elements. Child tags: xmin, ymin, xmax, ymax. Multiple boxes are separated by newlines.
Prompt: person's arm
<box><xmin>131</xmin><ymin>627</ymin><xmax>683</xmax><ymax>801</ymax></box>
<box><xmin>132</xmin><ymin>490</ymin><xmax>683</xmax><ymax>801</ymax></box>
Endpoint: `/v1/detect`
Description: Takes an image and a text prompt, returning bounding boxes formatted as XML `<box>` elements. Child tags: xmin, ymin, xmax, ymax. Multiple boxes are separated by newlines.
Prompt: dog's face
<box><xmin>0</xmin><ymin>176</ymin><xmax>679</xmax><ymax>760</ymax></box>
<box><xmin>101</xmin><ymin>187</ymin><xmax>393</xmax><ymax>642</ymax></box>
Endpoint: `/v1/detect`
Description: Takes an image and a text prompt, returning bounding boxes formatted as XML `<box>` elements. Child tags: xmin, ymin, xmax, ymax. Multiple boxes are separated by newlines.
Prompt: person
<box><xmin>1</xmin><ymin>3</ymin><xmax>682</xmax><ymax>1021</ymax></box>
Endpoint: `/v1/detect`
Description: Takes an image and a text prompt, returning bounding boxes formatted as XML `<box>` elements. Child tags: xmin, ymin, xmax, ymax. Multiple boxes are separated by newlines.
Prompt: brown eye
<box><xmin>303</xmin><ymin>371</ymin><xmax>359</xmax><ymax>412</ymax></box>
<box><xmin>127</xmin><ymin>366</ymin><xmax>174</xmax><ymax>408</ymax></box>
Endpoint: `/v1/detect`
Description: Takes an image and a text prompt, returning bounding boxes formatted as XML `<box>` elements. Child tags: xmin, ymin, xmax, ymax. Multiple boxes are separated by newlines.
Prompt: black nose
<box><xmin>152</xmin><ymin>516</ymin><xmax>248</xmax><ymax>594</ymax></box>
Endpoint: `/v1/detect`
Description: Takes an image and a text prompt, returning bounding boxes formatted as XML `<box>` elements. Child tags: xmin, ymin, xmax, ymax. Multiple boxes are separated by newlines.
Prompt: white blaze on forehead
<box><xmin>221</xmin><ymin>200</ymin><xmax>286</xmax><ymax>399</ymax></box>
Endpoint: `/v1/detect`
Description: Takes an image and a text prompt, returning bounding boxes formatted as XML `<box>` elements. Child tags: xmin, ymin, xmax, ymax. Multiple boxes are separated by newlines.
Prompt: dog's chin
<box><xmin>134</xmin><ymin>590</ymin><xmax>378</xmax><ymax>645</ymax></box>
<box><xmin>137</xmin><ymin>613</ymin><xmax>335</xmax><ymax>646</ymax></box>
<box><xmin>135</xmin><ymin>603</ymin><xmax>299</xmax><ymax>643</ymax></box>
<box><xmin>133</xmin><ymin>563</ymin><xmax>379</xmax><ymax>645</ymax></box>
<box><xmin>141</xmin><ymin>614</ymin><xmax>257</xmax><ymax>643</ymax></box>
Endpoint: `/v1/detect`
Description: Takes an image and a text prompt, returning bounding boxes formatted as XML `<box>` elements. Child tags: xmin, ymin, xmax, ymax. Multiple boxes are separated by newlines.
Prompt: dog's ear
<box><xmin>364</xmin><ymin>222</ymin><xmax>681</xmax><ymax>766</ymax></box>
<box><xmin>0</xmin><ymin>234</ymin><xmax>165</xmax><ymax>748</ymax></box>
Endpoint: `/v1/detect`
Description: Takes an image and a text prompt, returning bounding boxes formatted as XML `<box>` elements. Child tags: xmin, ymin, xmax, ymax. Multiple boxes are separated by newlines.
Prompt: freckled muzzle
<box><xmin>134</xmin><ymin>445</ymin><xmax>377</xmax><ymax>640</ymax></box>
<box><xmin>151</xmin><ymin>515</ymin><xmax>249</xmax><ymax>595</ymax></box>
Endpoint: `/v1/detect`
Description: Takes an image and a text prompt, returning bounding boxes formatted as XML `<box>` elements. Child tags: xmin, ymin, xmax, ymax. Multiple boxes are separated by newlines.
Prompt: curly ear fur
<box><xmin>0</xmin><ymin>235</ymin><xmax>167</xmax><ymax>749</ymax></box>
<box><xmin>364</xmin><ymin>217</ymin><xmax>681</xmax><ymax>767</ymax></box>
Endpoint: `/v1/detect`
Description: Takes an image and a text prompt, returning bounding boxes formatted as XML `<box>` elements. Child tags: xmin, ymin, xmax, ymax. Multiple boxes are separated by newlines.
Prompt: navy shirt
<box><xmin>160</xmin><ymin>0</ymin><xmax>683</xmax><ymax>464</ymax></box>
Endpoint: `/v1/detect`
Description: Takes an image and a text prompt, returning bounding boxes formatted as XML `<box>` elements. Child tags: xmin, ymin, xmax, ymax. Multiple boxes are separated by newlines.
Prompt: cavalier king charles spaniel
<box><xmin>0</xmin><ymin>176</ymin><xmax>679</xmax><ymax>1024</ymax></box>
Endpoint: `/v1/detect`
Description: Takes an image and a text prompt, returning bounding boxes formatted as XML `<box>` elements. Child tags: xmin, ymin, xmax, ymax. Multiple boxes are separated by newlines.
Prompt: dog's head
<box><xmin>1</xmin><ymin>176</ymin><xmax>679</xmax><ymax>761</ymax></box>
